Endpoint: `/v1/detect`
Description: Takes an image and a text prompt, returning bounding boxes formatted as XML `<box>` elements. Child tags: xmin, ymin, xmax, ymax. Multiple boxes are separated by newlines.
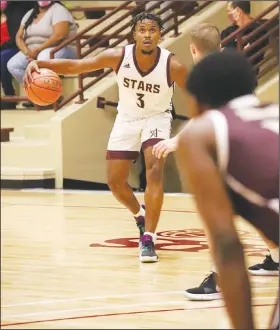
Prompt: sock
<box><xmin>211</xmin><ymin>262</ymin><xmax>217</xmax><ymax>273</ymax></box>
<box><xmin>210</xmin><ymin>262</ymin><xmax>221</xmax><ymax>292</ymax></box>
<box><xmin>270</xmin><ymin>248</ymin><xmax>279</xmax><ymax>263</ymax></box>
<box><xmin>144</xmin><ymin>231</ymin><xmax>157</xmax><ymax>244</ymax></box>
<box><xmin>133</xmin><ymin>205</ymin><xmax>145</xmax><ymax>218</ymax></box>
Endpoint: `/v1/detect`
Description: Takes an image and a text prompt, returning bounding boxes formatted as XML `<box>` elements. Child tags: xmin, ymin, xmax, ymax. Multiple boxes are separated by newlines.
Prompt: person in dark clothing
<box><xmin>221</xmin><ymin>1</ymin><xmax>269</xmax><ymax>75</ymax></box>
<box><xmin>0</xmin><ymin>1</ymin><xmax>33</xmax><ymax>109</ymax></box>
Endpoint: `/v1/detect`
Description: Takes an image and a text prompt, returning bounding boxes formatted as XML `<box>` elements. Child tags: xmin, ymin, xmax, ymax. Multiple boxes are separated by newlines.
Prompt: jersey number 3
<box><xmin>136</xmin><ymin>93</ymin><xmax>145</xmax><ymax>108</ymax></box>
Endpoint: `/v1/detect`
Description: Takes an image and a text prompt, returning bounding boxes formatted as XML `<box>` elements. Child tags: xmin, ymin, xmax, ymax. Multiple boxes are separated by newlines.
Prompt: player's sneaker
<box><xmin>184</xmin><ymin>272</ymin><xmax>222</xmax><ymax>301</ymax></box>
<box><xmin>139</xmin><ymin>233</ymin><xmax>159</xmax><ymax>263</ymax></box>
<box><xmin>248</xmin><ymin>255</ymin><xmax>279</xmax><ymax>276</ymax></box>
<box><xmin>134</xmin><ymin>205</ymin><xmax>145</xmax><ymax>243</ymax></box>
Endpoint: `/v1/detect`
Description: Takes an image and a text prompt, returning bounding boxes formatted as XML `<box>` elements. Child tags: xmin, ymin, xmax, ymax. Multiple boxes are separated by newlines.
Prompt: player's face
<box><xmin>134</xmin><ymin>19</ymin><xmax>161</xmax><ymax>53</ymax></box>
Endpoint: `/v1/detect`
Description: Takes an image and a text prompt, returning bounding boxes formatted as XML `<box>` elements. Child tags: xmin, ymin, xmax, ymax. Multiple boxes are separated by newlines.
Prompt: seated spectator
<box><xmin>221</xmin><ymin>1</ymin><xmax>269</xmax><ymax>74</ymax></box>
<box><xmin>7</xmin><ymin>1</ymin><xmax>78</xmax><ymax>108</ymax></box>
<box><xmin>1</xmin><ymin>1</ymin><xmax>34</xmax><ymax>110</ymax></box>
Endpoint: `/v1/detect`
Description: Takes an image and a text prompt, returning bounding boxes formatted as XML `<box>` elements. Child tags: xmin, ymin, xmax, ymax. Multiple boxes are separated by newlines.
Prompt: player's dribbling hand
<box><xmin>152</xmin><ymin>138</ymin><xmax>178</xmax><ymax>159</ymax></box>
<box><xmin>23</xmin><ymin>60</ymin><xmax>40</xmax><ymax>88</ymax></box>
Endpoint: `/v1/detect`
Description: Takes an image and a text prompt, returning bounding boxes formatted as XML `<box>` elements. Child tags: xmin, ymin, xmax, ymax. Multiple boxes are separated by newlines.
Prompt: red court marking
<box><xmin>1</xmin><ymin>303</ymin><xmax>273</xmax><ymax>327</ymax></box>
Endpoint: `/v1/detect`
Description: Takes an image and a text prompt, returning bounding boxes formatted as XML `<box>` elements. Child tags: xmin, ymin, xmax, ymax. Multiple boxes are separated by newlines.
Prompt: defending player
<box><xmin>176</xmin><ymin>50</ymin><xmax>279</xmax><ymax>329</ymax></box>
<box><xmin>23</xmin><ymin>13</ymin><xmax>188</xmax><ymax>263</ymax></box>
<box><xmin>153</xmin><ymin>23</ymin><xmax>279</xmax><ymax>300</ymax></box>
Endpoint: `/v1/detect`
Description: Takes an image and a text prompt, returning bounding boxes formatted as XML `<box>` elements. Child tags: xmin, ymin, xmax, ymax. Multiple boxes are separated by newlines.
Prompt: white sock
<box><xmin>210</xmin><ymin>262</ymin><xmax>221</xmax><ymax>292</ymax></box>
<box><xmin>144</xmin><ymin>231</ymin><xmax>157</xmax><ymax>244</ymax></box>
<box><xmin>270</xmin><ymin>248</ymin><xmax>279</xmax><ymax>263</ymax></box>
<box><xmin>211</xmin><ymin>261</ymin><xmax>217</xmax><ymax>273</ymax></box>
<box><xmin>133</xmin><ymin>205</ymin><xmax>145</xmax><ymax>218</ymax></box>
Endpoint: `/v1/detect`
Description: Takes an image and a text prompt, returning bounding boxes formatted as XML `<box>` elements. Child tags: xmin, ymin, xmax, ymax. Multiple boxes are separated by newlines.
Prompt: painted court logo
<box><xmin>90</xmin><ymin>229</ymin><xmax>267</xmax><ymax>257</ymax></box>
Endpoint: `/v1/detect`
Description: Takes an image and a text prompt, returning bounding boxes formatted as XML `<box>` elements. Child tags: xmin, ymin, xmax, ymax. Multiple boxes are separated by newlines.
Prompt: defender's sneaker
<box><xmin>184</xmin><ymin>272</ymin><xmax>222</xmax><ymax>301</ymax></box>
<box><xmin>248</xmin><ymin>255</ymin><xmax>279</xmax><ymax>276</ymax></box>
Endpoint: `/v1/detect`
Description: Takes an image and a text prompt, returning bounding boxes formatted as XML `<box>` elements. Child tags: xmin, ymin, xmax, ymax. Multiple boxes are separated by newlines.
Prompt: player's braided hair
<box><xmin>131</xmin><ymin>12</ymin><xmax>164</xmax><ymax>32</ymax></box>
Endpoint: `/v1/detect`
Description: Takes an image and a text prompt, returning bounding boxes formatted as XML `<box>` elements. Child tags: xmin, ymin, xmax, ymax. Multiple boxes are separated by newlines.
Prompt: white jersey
<box><xmin>116</xmin><ymin>44</ymin><xmax>174</xmax><ymax>117</ymax></box>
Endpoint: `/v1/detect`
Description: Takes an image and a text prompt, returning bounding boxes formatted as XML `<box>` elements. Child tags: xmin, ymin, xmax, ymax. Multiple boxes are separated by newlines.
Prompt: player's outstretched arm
<box><xmin>23</xmin><ymin>48</ymin><xmax>123</xmax><ymax>86</ymax></box>
<box><xmin>152</xmin><ymin>136</ymin><xmax>179</xmax><ymax>159</ymax></box>
<box><xmin>176</xmin><ymin>116</ymin><xmax>254</xmax><ymax>330</ymax></box>
<box><xmin>152</xmin><ymin>71</ymin><xmax>198</xmax><ymax>160</ymax></box>
<box><xmin>152</xmin><ymin>56</ymin><xmax>188</xmax><ymax>159</ymax></box>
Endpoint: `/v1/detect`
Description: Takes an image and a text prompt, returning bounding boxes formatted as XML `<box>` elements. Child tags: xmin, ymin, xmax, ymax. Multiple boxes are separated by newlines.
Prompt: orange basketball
<box><xmin>25</xmin><ymin>68</ymin><xmax>62</xmax><ymax>106</ymax></box>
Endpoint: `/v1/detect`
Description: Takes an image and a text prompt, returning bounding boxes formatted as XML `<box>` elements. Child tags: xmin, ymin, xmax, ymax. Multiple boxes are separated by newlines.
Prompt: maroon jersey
<box><xmin>206</xmin><ymin>95</ymin><xmax>279</xmax><ymax>245</ymax></box>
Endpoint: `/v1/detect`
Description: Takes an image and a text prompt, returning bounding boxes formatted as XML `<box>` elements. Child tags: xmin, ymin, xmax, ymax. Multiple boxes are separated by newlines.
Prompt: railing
<box><xmin>4</xmin><ymin>1</ymin><xmax>277</xmax><ymax>111</ymax></box>
<box><xmin>69</xmin><ymin>5</ymin><xmax>136</xmax><ymax>12</ymax></box>
<box><xmin>95</xmin><ymin>3</ymin><xmax>279</xmax><ymax>121</ymax></box>
<box><xmin>221</xmin><ymin>2</ymin><xmax>279</xmax><ymax>80</ymax></box>
<box><xmin>0</xmin><ymin>1</ymin><xmax>135</xmax><ymax>107</ymax></box>
<box><xmin>69</xmin><ymin>4</ymin><xmax>136</xmax><ymax>17</ymax></box>
<box><xmin>49</xmin><ymin>0</ymin><xmax>212</xmax><ymax>111</ymax></box>
<box><xmin>51</xmin><ymin>1</ymin><xmax>278</xmax><ymax>111</ymax></box>
<box><xmin>96</xmin><ymin>97</ymin><xmax>188</xmax><ymax>121</ymax></box>
<box><xmin>1</xmin><ymin>1</ymin><xmax>211</xmax><ymax>110</ymax></box>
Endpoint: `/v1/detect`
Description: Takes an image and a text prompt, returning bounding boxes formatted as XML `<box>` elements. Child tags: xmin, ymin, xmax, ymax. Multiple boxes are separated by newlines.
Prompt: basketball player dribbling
<box><xmin>153</xmin><ymin>23</ymin><xmax>279</xmax><ymax>301</ymax></box>
<box><xmin>23</xmin><ymin>13</ymin><xmax>189</xmax><ymax>263</ymax></box>
<box><xmin>176</xmin><ymin>50</ymin><xmax>279</xmax><ymax>329</ymax></box>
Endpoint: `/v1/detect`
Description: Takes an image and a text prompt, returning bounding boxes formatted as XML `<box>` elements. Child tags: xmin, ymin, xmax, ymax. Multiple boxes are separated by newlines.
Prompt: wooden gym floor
<box><xmin>1</xmin><ymin>189</ymin><xmax>278</xmax><ymax>329</ymax></box>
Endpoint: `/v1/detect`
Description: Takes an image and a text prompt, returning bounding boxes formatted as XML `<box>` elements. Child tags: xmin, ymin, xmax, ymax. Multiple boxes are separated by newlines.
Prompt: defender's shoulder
<box><xmin>178</xmin><ymin>114</ymin><xmax>216</xmax><ymax>148</ymax></box>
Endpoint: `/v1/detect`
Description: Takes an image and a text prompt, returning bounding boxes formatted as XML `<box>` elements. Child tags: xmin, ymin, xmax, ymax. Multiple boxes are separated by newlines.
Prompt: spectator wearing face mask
<box><xmin>7</xmin><ymin>0</ymin><xmax>78</xmax><ymax>107</ymax></box>
<box><xmin>221</xmin><ymin>1</ymin><xmax>269</xmax><ymax>74</ymax></box>
<box><xmin>1</xmin><ymin>1</ymin><xmax>34</xmax><ymax>110</ymax></box>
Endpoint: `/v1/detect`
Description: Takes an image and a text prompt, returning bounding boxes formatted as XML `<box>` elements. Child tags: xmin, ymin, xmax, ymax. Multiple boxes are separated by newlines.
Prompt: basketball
<box><xmin>24</xmin><ymin>68</ymin><xmax>62</xmax><ymax>106</ymax></box>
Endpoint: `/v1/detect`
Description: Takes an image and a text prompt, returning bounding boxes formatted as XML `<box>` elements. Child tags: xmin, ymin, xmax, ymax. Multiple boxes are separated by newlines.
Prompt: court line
<box><xmin>1</xmin><ymin>296</ymin><xmax>274</xmax><ymax>320</ymax></box>
<box><xmin>2</xmin><ymin>287</ymin><xmax>277</xmax><ymax>308</ymax></box>
<box><xmin>18</xmin><ymin>189</ymin><xmax>191</xmax><ymax>197</ymax></box>
<box><xmin>1</xmin><ymin>303</ymin><xmax>273</xmax><ymax>327</ymax></box>
<box><xmin>1</xmin><ymin>203</ymin><xmax>197</xmax><ymax>213</ymax></box>
<box><xmin>1</xmin><ymin>291</ymin><xmax>182</xmax><ymax>308</ymax></box>
<box><xmin>2</xmin><ymin>300</ymin><xmax>185</xmax><ymax>319</ymax></box>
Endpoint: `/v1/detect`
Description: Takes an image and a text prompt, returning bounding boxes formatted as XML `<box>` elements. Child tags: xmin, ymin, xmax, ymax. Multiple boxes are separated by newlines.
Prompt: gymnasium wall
<box><xmin>251</xmin><ymin>1</ymin><xmax>278</xmax><ymax>17</ymax></box>
<box><xmin>256</xmin><ymin>74</ymin><xmax>279</xmax><ymax>103</ymax></box>
<box><xmin>50</xmin><ymin>78</ymin><xmax>141</xmax><ymax>190</ymax></box>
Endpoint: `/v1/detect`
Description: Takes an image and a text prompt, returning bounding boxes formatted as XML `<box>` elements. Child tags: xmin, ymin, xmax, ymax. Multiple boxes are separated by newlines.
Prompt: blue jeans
<box><xmin>7</xmin><ymin>46</ymin><xmax>77</xmax><ymax>83</ymax></box>
<box><xmin>1</xmin><ymin>48</ymin><xmax>19</xmax><ymax>95</ymax></box>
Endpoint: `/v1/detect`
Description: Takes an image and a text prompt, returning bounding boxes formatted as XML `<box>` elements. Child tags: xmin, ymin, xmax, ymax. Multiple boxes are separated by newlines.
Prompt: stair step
<box><xmin>1</xmin><ymin>110</ymin><xmax>53</xmax><ymax>137</ymax></box>
<box><xmin>1</xmin><ymin>167</ymin><xmax>55</xmax><ymax>189</ymax></box>
<box><xmin>1</xmin><ymin>138</ymin><xmax>52</xmax><ymax>168</ymax></box>
<box><xmin>1</xmin><ymin>167</ymin><xmax>55</xmax><ymax>179</ymax></box>
<box><xmin>24</xmin><ymin>124</ymin><xmax>50</xmax><ymax>140</ymax></box>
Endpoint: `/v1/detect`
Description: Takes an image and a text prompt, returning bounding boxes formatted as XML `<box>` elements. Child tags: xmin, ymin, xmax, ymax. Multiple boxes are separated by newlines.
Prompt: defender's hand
<box><xmin>152</xmin><ymin>138</ymin><xmax>178</xmax><ymax>159</ymax></box>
